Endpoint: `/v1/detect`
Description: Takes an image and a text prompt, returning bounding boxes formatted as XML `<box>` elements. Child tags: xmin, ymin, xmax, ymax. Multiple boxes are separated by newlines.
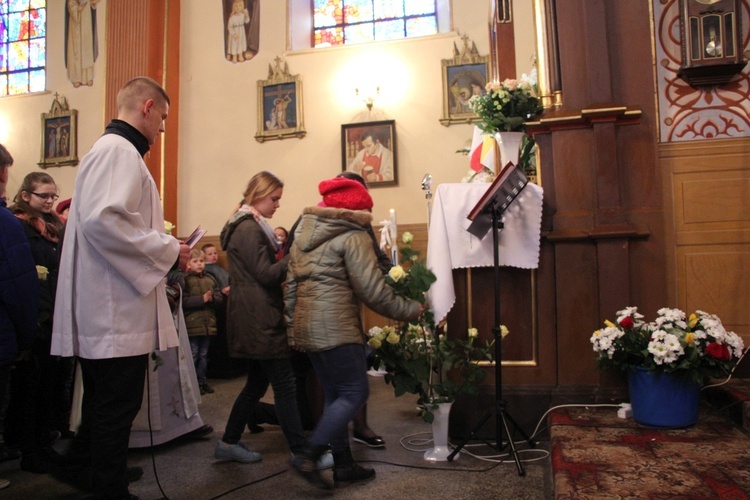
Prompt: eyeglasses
<box><xmin>30</xmin><ymin>192</ymin><xmax>60</xmax><ymax>201</ymax></box>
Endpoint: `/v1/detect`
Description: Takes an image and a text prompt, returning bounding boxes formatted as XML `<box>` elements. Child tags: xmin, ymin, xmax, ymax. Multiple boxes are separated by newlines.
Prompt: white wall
<box><xmin>0</xmin><ymin>1</ymin><xmax>107</xmax><ymax>204</ymax></box>
<box><xmin>0</xmin><ymin>0</ymin><xmax>536</xmax><ymax>235</ymax></box>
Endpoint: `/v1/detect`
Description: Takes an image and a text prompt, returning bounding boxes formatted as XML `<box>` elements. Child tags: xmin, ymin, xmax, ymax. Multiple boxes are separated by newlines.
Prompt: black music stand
<box><xmin>446</xmin><ymin>163</ymin><xmax>535</xmax><ymax>476</ymax></box>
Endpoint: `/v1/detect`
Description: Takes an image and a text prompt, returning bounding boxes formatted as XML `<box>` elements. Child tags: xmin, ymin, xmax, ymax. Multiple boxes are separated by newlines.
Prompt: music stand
<box><xmin>446</xmin><ymin>162</ymin><xmax>535</xmax><ymax>476</ymax></box>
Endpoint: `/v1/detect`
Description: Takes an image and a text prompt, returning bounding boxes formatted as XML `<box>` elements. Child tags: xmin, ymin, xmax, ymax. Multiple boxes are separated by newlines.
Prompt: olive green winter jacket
<box><xmin>284</xmin><ymin>205</ymin><xmax>421</xmax><ymax>352</ymax></box>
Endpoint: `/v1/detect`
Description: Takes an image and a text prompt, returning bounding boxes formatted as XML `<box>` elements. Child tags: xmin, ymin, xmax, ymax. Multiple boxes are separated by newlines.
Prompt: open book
<box><xmin>466</xmin><ymin>162</ymin><xmax>528</xmax><ymax>239</ymax></box>
<box><xmin>184</xmin><ymin>225</ymin><xmax>207</xmax><ymax>248</ymax></box>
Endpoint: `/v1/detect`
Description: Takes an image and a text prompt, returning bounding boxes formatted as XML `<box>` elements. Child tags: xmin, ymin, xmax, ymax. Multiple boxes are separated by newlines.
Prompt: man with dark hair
<box><xmin>52</xmin><ymin>77</ymin><xmax>188</xmax><ymax>499</ymax></box>
<box><xmin>347</xmin><ymin>130</ymin><xmax>394</xmax><ymax>183</ymax></box>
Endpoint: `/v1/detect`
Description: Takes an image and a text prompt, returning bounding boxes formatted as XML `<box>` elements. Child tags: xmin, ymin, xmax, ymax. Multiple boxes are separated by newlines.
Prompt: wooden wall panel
<box><xmin>104</xmin><ymin>0</ymin><xmax>181</xmax><ymax>229</ymax></box>
<box><xmin>662</xmin><ymin>137</ymin><xmax>750</xmax><ymax>348</ymax></box>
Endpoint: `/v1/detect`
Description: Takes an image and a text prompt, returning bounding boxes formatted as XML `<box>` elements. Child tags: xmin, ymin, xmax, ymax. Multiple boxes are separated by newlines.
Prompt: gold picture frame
<box><xmin>439</xmin><ymin>35</ymin><xmax>490</xmax><ymax>127</ymax></box>
<box><xmin>255</xmin><ymin>56</ymin><xmax>306</xmax><ymax>143</ymax></box>
<box><xmin>39</xmin><ymin>94</ymin><xmax>78</xmax><ymax>168</ymax></box>
<box><xmin>341</xmin><ymin>120</ymin><xmax>397</xmax><ymax>188</ymax></box>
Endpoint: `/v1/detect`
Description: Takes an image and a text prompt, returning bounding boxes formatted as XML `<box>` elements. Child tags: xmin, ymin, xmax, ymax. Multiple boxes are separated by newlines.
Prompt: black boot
<box><xmin>332</xmin><ymin>447</ymin><xmax>375</xmax><ymax>486</ymax></box>
<box><xmin>247</xmin><ymin>402</ymin><xmax>278</xmax><ymax>433</ymax></box>
<box><xmin>290</xmin><ymin>444</ymin><xmax>333</xmax><ymax>490</ymax></box>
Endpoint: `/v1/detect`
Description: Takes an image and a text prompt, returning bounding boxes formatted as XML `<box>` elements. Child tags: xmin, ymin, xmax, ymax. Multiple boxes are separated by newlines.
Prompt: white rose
<box><xmin>467</xmin><ymin>327</ymin><xmax>478</xmax><ymax>338</ymax></box>
<box><xmin>402</xmin><ymin>232</ymin><xmax>414</xmax><ymax>244</ymax></box>
<box><xmin>388</xmin><ymin>265</ymin><xmax>406</xmax><ymax>282</ymax></box>
<box><xmin>367</xmin><ymin>326</ymin><xmax>383</xmax><ymax>338</ymax></box>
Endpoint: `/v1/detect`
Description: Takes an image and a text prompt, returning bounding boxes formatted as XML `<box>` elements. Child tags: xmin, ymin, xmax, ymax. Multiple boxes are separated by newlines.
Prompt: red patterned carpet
<box><xmin>550</xmin><ymin>404</ymin><xmax>750</xmax><ymax>499</ymax></box>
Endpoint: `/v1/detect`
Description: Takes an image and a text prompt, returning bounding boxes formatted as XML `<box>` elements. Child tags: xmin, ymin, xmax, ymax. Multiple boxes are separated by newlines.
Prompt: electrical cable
<box><xmin>702</xmin><ymin>345</ymin><xmax>749</xmax><ymax>391</ymax></box>
<box><xmin>145</xmin><ymin>362</ymin><xmax>171</xmax><ymax>500</ymax></box>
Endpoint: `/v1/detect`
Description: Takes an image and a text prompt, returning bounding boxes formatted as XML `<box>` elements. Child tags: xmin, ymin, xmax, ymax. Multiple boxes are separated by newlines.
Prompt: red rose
<box><xmin>706</xmin><ymin>342</ymin><xmax>731</xmax><ymax>361</ymax></box>
<box><xmin>619</xmin><ymin>317</ymin><xmax>634</xmax><ymax>329</ymax></box>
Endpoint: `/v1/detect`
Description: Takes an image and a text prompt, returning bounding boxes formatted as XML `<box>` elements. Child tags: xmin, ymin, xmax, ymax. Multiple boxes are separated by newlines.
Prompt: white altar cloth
<box><xmin>425</xmin><ymin>182</ymin><xmax>544</xmax><ymax>323</ymax></box>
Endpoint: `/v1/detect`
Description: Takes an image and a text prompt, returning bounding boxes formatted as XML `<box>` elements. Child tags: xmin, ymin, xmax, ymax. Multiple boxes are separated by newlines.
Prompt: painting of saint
<box><xmin>65</xmin><ymin>0</ymin><xmax>100</xmax><ymax>87</ymax></box>
<box><xmin>223</xmin><ymin>0</ymin><xmax>260</xmax><ymax>63</ymax></box>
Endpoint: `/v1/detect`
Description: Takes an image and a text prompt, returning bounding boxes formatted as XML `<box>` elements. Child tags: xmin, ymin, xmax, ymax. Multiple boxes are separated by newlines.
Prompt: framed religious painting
<box><xmin>439</xmin><ymin>35</ymin><xmax>490</xmax><ymax>127</ymax></box>
<box><xmin>341</xmin><ymin>120</ymin><xmax>397</xmax><ymax>188</ymax></box>
<box><xmin>39</xmin><ymin>94</ymin><xmax>78</xmax><ymax>168</ymax></box>
<box><xmin>255</xmin><ymin>56</ymin><xmax>306</xmax><ymax>142</ymax></box>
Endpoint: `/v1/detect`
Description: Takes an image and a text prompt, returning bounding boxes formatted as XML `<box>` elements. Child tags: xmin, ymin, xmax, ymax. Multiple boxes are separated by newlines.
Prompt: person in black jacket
<box><xmin>6</xmin><ymin>171</ymin><xmax>66</xmax><ymax>473</ymax></box>
<box><xmin>0</xmin><ymin>145</ymin><xmax>40</xmax><ymax>490</ymax></box>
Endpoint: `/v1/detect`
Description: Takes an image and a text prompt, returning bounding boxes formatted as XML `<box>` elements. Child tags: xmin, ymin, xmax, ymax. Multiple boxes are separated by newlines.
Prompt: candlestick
<box><xmin>389</xmin><ymin>209</ymin><xmax>398</xmax><ymax>265</ymax></box>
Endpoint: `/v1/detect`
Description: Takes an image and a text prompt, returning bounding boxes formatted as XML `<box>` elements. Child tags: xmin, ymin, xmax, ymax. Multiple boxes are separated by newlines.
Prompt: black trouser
<box><xmin>78</xmin><ymin>355</ymin><xmax>147</xmax><ymax>499</ymax></box>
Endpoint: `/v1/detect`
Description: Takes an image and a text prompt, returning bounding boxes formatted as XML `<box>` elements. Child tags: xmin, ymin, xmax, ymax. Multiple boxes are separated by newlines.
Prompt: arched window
<box><xmin>290</xmin><ymin>0</ymin><xmax>450</xmax><ymax>51</ymax></box>
<box><xmin>0</xmin><ymin>0</ymin><xmax>46</xmax><ymax>96</ymax></box>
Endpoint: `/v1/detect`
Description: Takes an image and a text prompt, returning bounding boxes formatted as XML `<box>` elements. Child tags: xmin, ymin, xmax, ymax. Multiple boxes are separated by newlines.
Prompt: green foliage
<box><xmin>369</xmin><ymin>234</ymin><xmax>495</xmax><ymax>422</ymax></box>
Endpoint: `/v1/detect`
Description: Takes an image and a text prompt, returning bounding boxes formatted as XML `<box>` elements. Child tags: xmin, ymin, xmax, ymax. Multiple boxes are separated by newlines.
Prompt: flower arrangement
<box><xmin>591</xmin><ymin>306</ymin><xmax>746</xmax><ymax>385</ymax></box>
<box><xmin>368</xmin><ymin>232</ymin><xmax>496</xmax><ymax>422</ymax></box>
<box><xmin>468</xmin><ymin>69</ymin><xmax>543</xmax><ymax>134</ymax></box>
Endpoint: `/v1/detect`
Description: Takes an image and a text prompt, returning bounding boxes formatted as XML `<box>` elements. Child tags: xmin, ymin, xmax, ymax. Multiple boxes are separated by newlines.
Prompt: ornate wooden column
<box><xmin>104</xmin><ymin>0</ymin><xmax>181</xmax><ymax>230</ymax></box>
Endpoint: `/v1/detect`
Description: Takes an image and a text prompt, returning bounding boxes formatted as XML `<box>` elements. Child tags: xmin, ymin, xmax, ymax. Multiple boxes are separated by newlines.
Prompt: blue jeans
<box><xmin>308</xmin><ymin>343</ymin><xmax>369</xmax><ymax>453</ymax></box>
<box><xmin>189</xmin><ymin>336</ymin><xmax>210</xmax><ymax>385</ymax></box>
<box><xmin>222</xmin><ymin>358</ymin><xmax>306</xmax><ymax>452</ymax></box>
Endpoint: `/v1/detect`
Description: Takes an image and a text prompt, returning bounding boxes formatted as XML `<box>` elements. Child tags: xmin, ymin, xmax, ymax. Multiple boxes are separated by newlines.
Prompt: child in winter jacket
<box><xmin>180</xmin><ymin>248</ymin><xmax>224</xmax><ymax>395</ymax></box>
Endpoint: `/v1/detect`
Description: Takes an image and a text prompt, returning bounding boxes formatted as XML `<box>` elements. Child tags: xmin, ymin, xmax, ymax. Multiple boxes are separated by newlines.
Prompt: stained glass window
<box><xmin>313</xmin><ymin>0</ymin><xmax>437</xmax><ymax>48</ymax></box>
<box><xmin>0</xmin><ymin>0</ymin><xmax>46</xmax><ymax>97</ymax></box>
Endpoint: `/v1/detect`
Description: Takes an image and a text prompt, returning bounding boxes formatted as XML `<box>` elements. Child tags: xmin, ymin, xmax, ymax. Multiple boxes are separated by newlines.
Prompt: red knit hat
<box><xmin>56</xmin><ymin>198</ymin><xmax>72</xmax><ymax>215</ymax></box>
<box><xmin>318</xmin><ymin>177</ymin><xmax>373</xmax><ymax>211</ymax></box>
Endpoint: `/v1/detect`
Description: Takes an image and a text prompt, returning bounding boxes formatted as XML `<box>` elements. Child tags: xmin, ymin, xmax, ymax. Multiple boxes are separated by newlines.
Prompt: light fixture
<box><xmin>678</xmin><ymin>0</ymin><xmax>747</xmax><ymax>86</ymax></box>
<box><xmin>355</xmin><ymin>85</ymin><xmax>380</xmax><ymax>110</ymax></box>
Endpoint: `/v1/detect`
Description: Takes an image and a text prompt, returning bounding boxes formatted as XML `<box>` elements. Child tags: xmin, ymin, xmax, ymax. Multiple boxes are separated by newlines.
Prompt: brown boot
<box><xmin>332</xmin><ymin>447</ymin><xmax>375</xmax><ymax>486</ymax></box>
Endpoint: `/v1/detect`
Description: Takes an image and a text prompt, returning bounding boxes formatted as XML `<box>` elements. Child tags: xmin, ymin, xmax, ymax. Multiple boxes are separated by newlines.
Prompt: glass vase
<box><xmin>424</xmin><ymin>402</ymin><xmax>456</xmax><ymax>461</ymax></box>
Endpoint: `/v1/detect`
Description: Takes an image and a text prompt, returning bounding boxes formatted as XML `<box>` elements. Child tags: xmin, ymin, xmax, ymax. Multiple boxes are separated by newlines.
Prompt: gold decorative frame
<box><xmin>39</xmin><ymin>94</ymin><xmax>78</xmax><ymax>168</ymax></box>
<box><xmin>439</xmin><ymin>34</ymin><xmax>490</xmax><ymax>127</ymax></box>
<box><xmin>255</xmin><ymin>56</ymin><xmax>306</xmax><ymax>143</ymax></box>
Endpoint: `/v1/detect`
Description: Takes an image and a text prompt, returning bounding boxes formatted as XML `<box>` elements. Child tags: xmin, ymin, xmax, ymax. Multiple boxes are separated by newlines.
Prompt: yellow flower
<box><xmin>604</xmin><ymin>320</ymin><xmax>616</xmax><ymax>328</ymax></box>
<box><xmin>36</xmin><ymin>265</ymin><xmax>49</xmax><ymax>281</ymax></box>
<box><xmin>402</xmin><ymin>232</ymin><xmax>414</xmax><ymax>244</ymax></box>
<box><xmin>685</xmin><ymin>332</ymin><xmax>695</xmax><ymax>344</ymax></box>
<box><xmin>164</xmin><ymin>220</ymin><xmax>175</xmax><ymax>235</ymax></box>
<box><xmin>688</xmin><ymin>313</ymin><xmax>698</xmax><ymax>329</ymax></box>
<box><xmin>386</xmin><ymin>331</ymin><xmax>400</xmax><ymax>344</ymax></box>
<box><xmin>388</xmin><ymin>265</ymin><xmax>406</xmax><ymax>282</ymax></box>
<box><xmin>500</xmin><ymin>325</ymin><xmax>509</xmax><ymax>339</ymax></box>
<box><xmin>368</xmin><ymin>337</ymin><xmax>382</xmax><ymax>349</ymax></box>
<box><xmin>467</xmin><ymin>327</ymin><xmax>478</xmax><ymax>338</ymax></box>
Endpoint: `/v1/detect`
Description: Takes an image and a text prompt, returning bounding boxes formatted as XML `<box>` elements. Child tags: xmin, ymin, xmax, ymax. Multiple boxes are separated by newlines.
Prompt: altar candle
<box><xmin>389</xmin><ymin>209</ymin><xmax>398</xmax><ymax>265</ymax></box>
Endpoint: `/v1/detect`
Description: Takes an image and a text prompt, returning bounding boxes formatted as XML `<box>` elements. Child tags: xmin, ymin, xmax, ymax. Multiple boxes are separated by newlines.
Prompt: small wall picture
<box><xmin>39</xmin><ymin>94</ymin><xmax>78</xmax><ymax>168</ymax></box>
<box><xmin>341</xmin><ymin>120</ymin><xmax>397</xmax><ymax>187</ymax></box>
<box><xmin>439</xmin><ymin>36</ymin><xmax>489</xmax><ymax>126</ymax></box>
<box><xmin>255</xmin><ymin>56</ymin><xmax>305</xmax><ymax>142</ymax></box>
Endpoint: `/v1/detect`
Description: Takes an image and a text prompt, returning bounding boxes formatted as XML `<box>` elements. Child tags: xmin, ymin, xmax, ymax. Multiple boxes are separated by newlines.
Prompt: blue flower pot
<box><xmin>627</xmin><ymin>368</ymin><xmax>701</xmax><ymax>428</ymax></box>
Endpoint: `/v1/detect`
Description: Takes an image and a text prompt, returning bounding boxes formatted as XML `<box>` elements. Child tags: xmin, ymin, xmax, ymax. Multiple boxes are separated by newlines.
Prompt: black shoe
<box><xmin>200</xmin><ymin>383</ymin><xmax>215</xmax><ymax>394</ymax></box>
<box><xmin>126</xmin><ymin>466</ymin><xmax>144</xmax><ymax>483</ymax></box>
<box><xmin>247</xmin><ymin>423</ymin><xmax>264</xmax><ymax>434</ymax></box>
<box><xmin>332</xmin><ymin>448</ymin><xmax>375</xmax><ymax>486</ymax></box>
<box><xmin>290</xmin><ymin>446</ymin><xmax>333</xmax><ymax>490</ymax></box>
<box><xmin>0</xmin><ymin>446</ymin><xmax>19</xmax><ymax>463</ymax></box>
<box><xmin>20</xmin><ymin>452</ymin><xmax>57</xmax><ymax>474</ymax></box>
<box><xmin>186</xmin><ymin>424</ymin><xmax>214</xmax><ymax>439</ymax></box>
<box><xmin>352</xmin><ymin>432</ymin><xmax>385</xmax><ymax>448</ymax></box>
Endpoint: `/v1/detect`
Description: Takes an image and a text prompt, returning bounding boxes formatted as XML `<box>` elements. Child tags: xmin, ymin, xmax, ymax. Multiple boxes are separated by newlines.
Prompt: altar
<box><xmin>425</xmin><ymin>182</ymin><xmax>544</xmax><ymax>324</ymax></box>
